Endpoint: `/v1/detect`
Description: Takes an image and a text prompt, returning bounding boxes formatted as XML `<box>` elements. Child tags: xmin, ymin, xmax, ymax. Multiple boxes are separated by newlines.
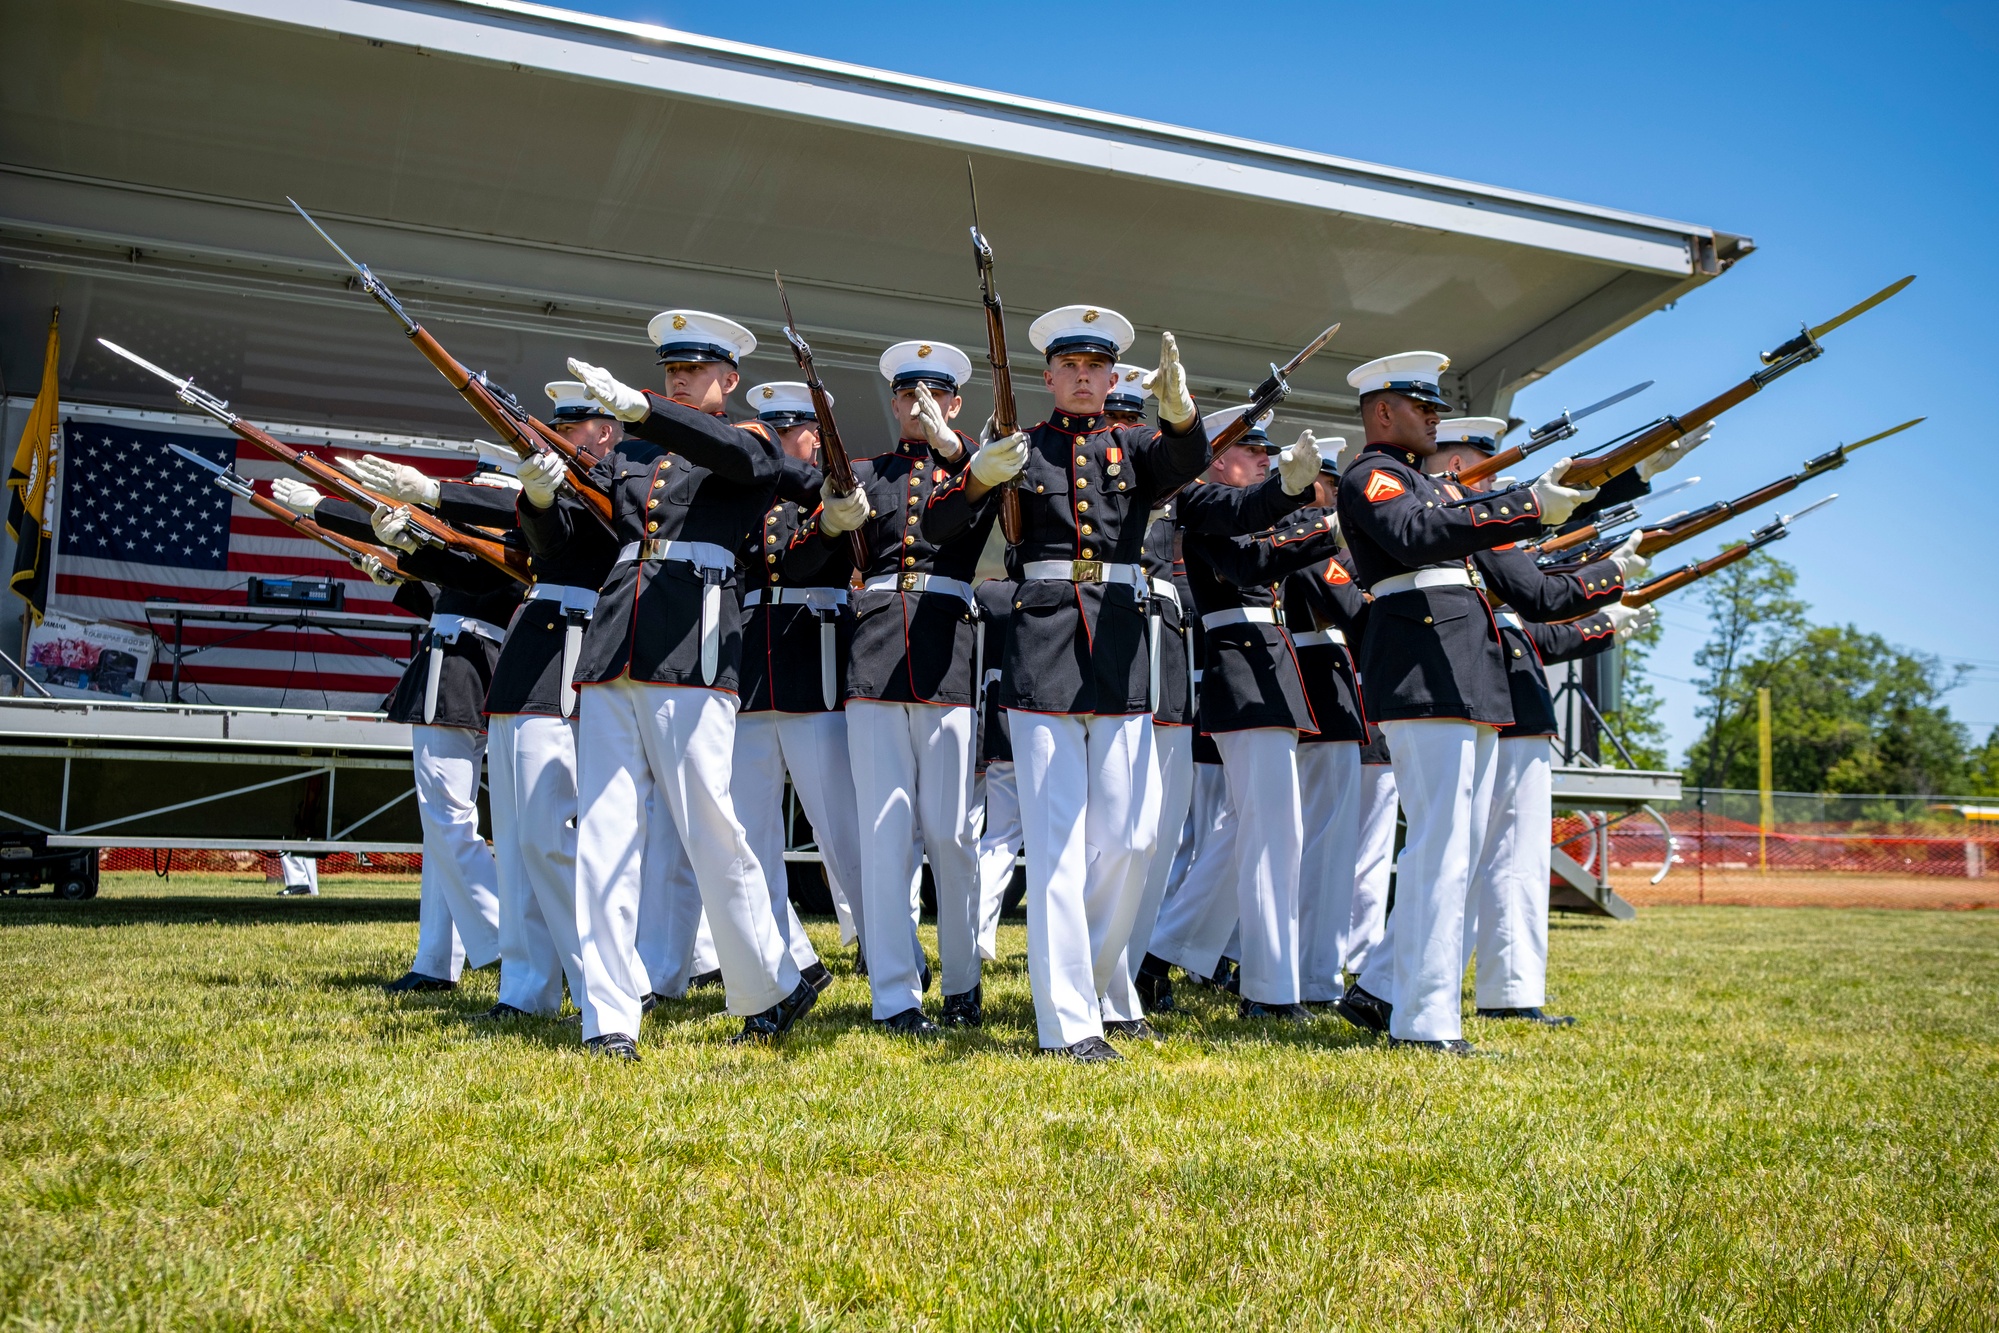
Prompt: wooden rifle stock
<box><xmin>1622</xmin><ymin>543</ymin><xmax>1753</xmax><ymax>607</ymax></box>
<box><xmin>1461</xmin><ymin>378</ymin><xmax>1757</xmax><ymax>490</ymax></box>
<box><xmin>775</xmin><ymin>274</ymin><xmax>869</xmax><ymax>568</ymax></box>
<box><xmin>227</xmin><ymin>416</ymin><xmax>529</xmax><ymax>584</ymax></box>
<box><xmin>247</xmin><ymin>489</ymin><xmax>409</xmax><ymax>582</ymax></box>
<box><xmin>401</xmin><ymin>326</ymin><xmax>616</xmax><ymax>530</ymax></box>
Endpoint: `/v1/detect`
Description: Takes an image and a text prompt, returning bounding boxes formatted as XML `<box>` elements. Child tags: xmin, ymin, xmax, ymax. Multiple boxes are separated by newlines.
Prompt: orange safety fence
<box><xmin>96</xmin><ymin>848</ymin><xmax>422</xmax><ymax>877</ymax></box>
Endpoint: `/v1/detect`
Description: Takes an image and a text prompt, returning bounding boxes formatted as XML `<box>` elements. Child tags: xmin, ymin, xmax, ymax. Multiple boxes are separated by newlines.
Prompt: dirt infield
<box><xmin>1617</xmin><ymin>869</ymin><xmax>1999</xmax><ymax>910</ymax></box>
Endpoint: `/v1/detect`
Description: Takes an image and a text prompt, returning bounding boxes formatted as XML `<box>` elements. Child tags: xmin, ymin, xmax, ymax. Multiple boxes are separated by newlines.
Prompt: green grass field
<box><xmin>1</xmin><ymin>874</ymin><xmax>1994</xmax><ymax>1330</ymax></box>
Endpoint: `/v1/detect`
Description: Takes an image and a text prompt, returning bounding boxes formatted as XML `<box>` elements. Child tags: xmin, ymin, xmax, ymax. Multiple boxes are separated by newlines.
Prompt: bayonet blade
<box><xmin>1782</xmin><ymin>493</ymin><xmax>1838</xmax><ymax>525</ymax></box>
<box><xmin>1810</xmin><ymin>275</ymin><xmax>1914</xmax><ymax>342</ymax></box>
<box><xmin>1635</xmin><ymin>475</ymin><xmax>1700</xmax><ymax>509</ymax></box>
<box><xmin>288</xmin><ymin>197</ymin><xmax>370</xmax><ymax>281</ymax></box>
<box><xmin>1841</xmin><ymin>416</ymin><xmax>1924</xmax><ymax>454</ymax></box>
<box><xmin>98</xmin><ymin>337</ymin><xmax>187</xmax><ymax>390</ymax></box>
<box><xmin>1280</xmin><ymin>324</ymin><xmax>1340</xmax><ymax>376</ymax></box>
<box><xmin>166</xmin><ymin>442</ymin><xmax>227</xmax><ymax>477</ymax></box>
<box><xmin>1569</xmin><ymin>379</ymin><xmax>1653</xmax><ymax>426</ymax></box>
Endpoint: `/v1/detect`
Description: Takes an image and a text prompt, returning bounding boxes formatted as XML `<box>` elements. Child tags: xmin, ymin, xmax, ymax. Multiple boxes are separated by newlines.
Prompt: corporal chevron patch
<box><xmin>1364</xmin><ymin>470</ymin><xmax>1406</xmax><ymax>503</ymax></box>
<box><xmin>1323</xmin><ymin>559</ymin><xmax>1352</xmax><ymax>585</ymax></box>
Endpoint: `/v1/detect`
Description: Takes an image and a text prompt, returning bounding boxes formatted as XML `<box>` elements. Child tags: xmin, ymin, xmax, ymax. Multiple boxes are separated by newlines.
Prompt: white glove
<box><xmin>819</xmin><ymin>479</ymin><xmax>871</xmax><ymax>535</ymax></box>
<box><xmin>1528</xmin><ymin>457</ymin><xmax>1599</xmax><ymax>527</ymax></box>
<box><xmin>970</xmin><ymin>431</ymin><xmax>1029</xmax><ymax>487</ymax></box>
<box><xmin>1336</xmin><ymin>436</ymin><xmax>1367</xmax><ymax>476</ymax></box>
<box><xmin>1637</xmin><ymin>422</ymin><xmax>1712</xmax><ymax>482</ymax></box>
<box><xmin>1142</xmin><ymin>332</ymin><xmax>1195</xmax><ymax>427</ymax></box>
<box><xmin>1277</xmin><ymin>429</ymin><xmax>1322</xmax><ymax>495</ymax></box>
<box><xmin>1607</xmin><ymin>531</ymin><xmax>1650</xmax><ymax>582</ymax></box>
<box><xmin>1602</xmin><ymin>602</ymin><xmax>1656</xmax><ymax>641</ymax></box>
<box><xmin>340</xmin><ymin>453</ymin><xmax>439</xmax><ymax>506</ymax></box>
<box><xmin>566</xmin><ymin>358</ymin><xmax>650</xmax><ymax>423</ymax></box>
<box><xmin>1326</xmin><ymin>510</ymin><xmax>1343</xmax><ymax>547</ymax></box>
<box><xmin>908</xmin><ymin>387</ymin><xmax>963</xmax><ymax>459</ymax></box>
<box><xmin>354</xmin><ymin>553</ymin><xmax>399</xmax><ymax>586</ymax></box>
<box><xmin>370</xmin><ymin>505</ymin><xmax>422</xmax><ymax>553</ymax></box>
<box><xmin>517</xmin><ymin>450</ymin><xmax>566</xmax><ymax>509</ymax></box>
<box><xmin>270</xmin><ymin>479</ymin><xmax>323</xmax><ymax>516</ymax></box>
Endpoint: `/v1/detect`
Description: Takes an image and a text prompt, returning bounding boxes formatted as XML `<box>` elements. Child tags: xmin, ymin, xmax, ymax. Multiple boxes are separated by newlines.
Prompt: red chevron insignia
<box><xmin>1364</xmin><ymin>471</ymin><xmax>1406</xmax><ymax>503</ymax></box>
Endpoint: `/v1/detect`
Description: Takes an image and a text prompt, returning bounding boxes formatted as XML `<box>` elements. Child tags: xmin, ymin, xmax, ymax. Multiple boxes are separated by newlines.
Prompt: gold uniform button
<box><xmin>653</xmin><ymin>479</ymin><xmax>664</xmax><ymax>489</ymax></box>
<box><xmin>1036</xmin><ymin>484</ymin><xmax>1046</xmax><ymax>493</ymax></box>
<box><xmin>646</xmin><ymin>521</ymin><xmax>659</xmax><ymax>532</ymax></box>
<box><xmin>1500</xmin><ymin>506</ymin><xmax>1510</xmax><ymax>515</ymax></box>
<box><xmin>906</xmin><ymin>514</ymin><xmax>918</xmax><ymax>525</ymax></box>
<box><xmin>903</xmin><ymin>555</ymin><xmax>916</xmax><ymax>568</ymax></box>
<box><xmin>1117</xmin><ymin>481</ymin><xmax>1127</xmax><ymax>490</ymax></box>
<box><xmin>1014</xmin><ymin>601</ymin><xmax>1023</xmax><ymax>610</ymax></box>
<box><xmin>1512</xmin><ymin>648</ymin><xmax>1524</xmax><ymax>658</ymax></box>
<box><xmin>1075</xmin><ymin>436</ymin><xmax>1086</xmax><ymax>447</ymax></box>
<box><xmin>1076</xmin><ymin>500</ymin><xmax>1090</xmax><ymax>512</ymax></box>
<box><xmin>1076</xmin><ymin>455</ymin><xmax>1088</xmax><ymax>466</ymax></box>
<box><xmin>1080</xmin><ymin>524</ymin><xmax>1093</xmax><ymax>535</ymax></box>
<box><xmin>648</xmin><ymin>499</ymin><xmax>658</xmax><ymax>510</ymax></box>
<box><xmin>1081</xmin><ymin>548</ymin><xmax>1094</xmax><ymax>559</ymax></box>
<box><xmin>1423</xmin><ymin>615</ymin><xmax>1433</xmax><ymax>624</ymax></box>
<box><xmin>1076</xmin><ymin>478</ymin><xmax>1088</xmax><ymax>489</ymax></box>
<box><xmin>903</xmin><ymin>535</ymin><xmax>916</xmax><ymax>546</ymax></box>
<box><xmin>766</xmin><ymin>554</ymin><xmax>777</xmax><ymax>564</ymax></box>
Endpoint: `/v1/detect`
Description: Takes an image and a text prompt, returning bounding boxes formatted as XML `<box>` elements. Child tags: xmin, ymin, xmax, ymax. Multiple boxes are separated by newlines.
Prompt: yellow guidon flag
<box><xmin>7</xmin><ymin>307</ymin><xmax>59</xmax><ymax>621</ymax></box>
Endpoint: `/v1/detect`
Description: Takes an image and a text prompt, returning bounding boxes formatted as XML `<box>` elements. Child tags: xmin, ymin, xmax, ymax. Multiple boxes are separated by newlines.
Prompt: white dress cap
<box><xmin>1028</xmin><ymin>304</ymin><xmax>1136</xmax><ymax>359</ymax></box>
<box><xmin>646</xmin><ymin>309</ymin><xmax>757</xmax><ymax>367</ymax></box>
<box><xmin>877</xmin><ymin>340</ymin><xmax>973</xmax><ymax>392</ymax></box>
<box><xmin>1346</xmin><ymin>351</ymin><xmax>1453</xmax><ymax>408</ymax></box>
<box><xmin>1434</xmin><ymin>416</ymin><xmax>1508</xmax><ymax>453</ymax></box>
<box><xmin>1105</xmin><ymin>363</ymin><xmax>1154</xmax><ymax>412</ymax></box>
<box><xmin>745</xmin><ymin>381</ymin><xmax>824</xmax><ymax>425</ymax></box>
<box><xmin>545</xmin><ymin>379</ymin><xmax>612</xmax><ymax>422</ymax></box>
<box><xmin>1198</xmin><ymin>404</ymin><xmax>1276</xmax><ymax>449</ymax></box>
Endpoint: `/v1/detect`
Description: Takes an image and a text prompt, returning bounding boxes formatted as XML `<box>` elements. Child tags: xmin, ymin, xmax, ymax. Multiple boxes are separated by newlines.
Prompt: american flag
<box><xmin>54</xmin><ymin>418</ymin><xmax>477</xmax><ymax>711</ymax></box>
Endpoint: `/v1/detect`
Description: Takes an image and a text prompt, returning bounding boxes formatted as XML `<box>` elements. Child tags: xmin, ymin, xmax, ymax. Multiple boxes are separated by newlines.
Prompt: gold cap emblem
<box><xmin>761</xmin><ymin>386</ymin><xmax>774</xmax><ymax>398</ymax></box>
<box><xmin>918</xmin><ymin>344</ymin><xmax>932</xmax><ymax>357</ymax></box>
<box><xmin>1082</xmin><ymin>309</ymin><xmax>1099</xmax><ymax>323</ymax></box>
<box><xmin>1439</xmin><ymin>356</ymin><xmax>1451</xmax><ymax>371</ymax></box>
<box><xmin>671</xmin><ymin>314</ymin><xmax>688</xmax><ymax>330</ymax></box>
<box><xmin>1123</xmin><ymin>369</ymin><xmax>1141</xmax><ymax>381</ymax></box>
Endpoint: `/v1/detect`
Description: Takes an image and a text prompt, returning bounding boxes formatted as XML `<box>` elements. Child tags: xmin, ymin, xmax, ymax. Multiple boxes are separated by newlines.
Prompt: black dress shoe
<box><xmin>920</xmin><ymin>962</ymin><xmax>933</xmax><ymax>994</ymax></box>
<box><xmin>383</xmin><ymin>971</ymin><xmax>456</xmax><ymax>994</ymax></box>
<box><xmin>877</xmin><ymin>1007</ymin><xmax>940</xmax><ymax>1035</ymax></box>
<box><xmin>800</xmin><ymin>961</ymin><xmax>835</xmax><ymax>994</ymax></box>
<box><xmin>1238</xmin><ymin>999</ymin><xmax>1313</xmax><ymax>1023</ymax></box>
<box><xmin>1198</xmin><ymin>958</ymin><xmax>1240</xmax><ymax>994</ymax></box>
<box><xmin>1388</xmin><ymin>1036</ymin><xmax>1478</xmax><ymax>1056</ymax></box>
<box><xmin>730</xmin><ymin>978</ymin><xmax>819</xmax><ymax>1045</ymax></box>
<box><xmin>276</xmin><ymin>884</ymin><xmax>314</xmax><ymax>897</ymax></box>
<box><xmin>1334</xmin><ymin>984</ymin><xmax>1392</xmax><ymax>1034</ymax></box>
<box><xmin>584</xmin><ymin>1033</ymin><xmax>640</xmax><ymax>1062</ymax></box>
<box><xmin>474</xmin><ymin>1002</ymin><xmax>533</xmax><ymax>1021</ymax></box>
<box><xmin>687</xmin><ymin>969</ymin><xmax>724</xmax><ymax>991</ymax></box>
<box><xmin>1135</xmin><ymin>964</ymin><xmax>1176</xmax><ymax>1013</ymax></box>
<box><xmin>939</xmin><ymin>984</ymin><xmax>983</xmax><ymax>1028</ymax></box>
<box><xmin>854</xmin><ymin>945</ymin><xmax>868</xmax><ymax>978</ymax></box>
<box><xmin>1477</xmin><ymin>1006</ymin><xmax>1577</xmax><ymax>1027</ymax></box>
<box><xmin>1043</xmin><ymin>1035</ymin><xmax>1121</xmax><ymax>1063</ymax></box>
<box><xmin>641</xmin><ymin>992</ymin><xmax>665</xmax><ymax>1016</ymax></box>
<box><xmin>1103</xmin><ymin>1018</ymin><xmax>1158</xmax><ymax>1041</ymax></box>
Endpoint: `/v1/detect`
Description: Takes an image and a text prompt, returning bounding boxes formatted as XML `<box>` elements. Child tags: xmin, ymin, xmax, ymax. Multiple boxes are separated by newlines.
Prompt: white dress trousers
<box><xmin>734</xmin><ymin>711</ymin><xmax>859</xmax><ymax>974</ymax></box>
<box><xmin>1346</xmin><ymin>764</ymin><xmax>1400</xmax><ymax>987</ymax></box>
<box><xmin>1146</xmin><ymin>768</ymin><xmax>1242</xmax><ymax>986</ymax></box>
<box><xmin>847</xmin><ymin>700</ymin><xmax>980</xmax><ymax>1017</ymax></box>
<box><xmin>1102</xmin><ymin>723</ymin><xmax>1195</xmax><ymax>1022</ymax></box>
<box><xmin>409</xmin><ymin>724</ymin><xmax>501</xmax><ymax>977</ymax></box>
<box><xmin>1296</xmin><ymin>740</ymin><xmax>1363</xmax><ymax>1003</ymax></box>
<box><xmin>1463</xmin><ymin>736</ymin><xmax>1555</xmax><ymax>1009</ymax></box>
<box><xmin>1213</xmin><ymin>727</ymin><xmax>1307</xmax><ymax>1006</ymax></box>
<box><xmin>486</xmin><ymin>714</ymin><xmax>587</xmax><ymax>1014</ymax></box>
<box><xmin>1012</xmin><ymin>709</ymin><xmax>1161</xmax><ymax>1049</ymax></box>
<box><xmin>277</xmin><ymin>854</ymin><xmax>318</xmax><ymax>893</ymax></box>
<box><xmin>572</xmin><ymin>677</ymin><xmax>799</xmax><ymax>1039</ymax></box>
<box><xmin>1154</xmin><ymin>760</ymin><xmax>1226</xmax><ymax>930</ymax></box>
<box><xmin>1378</xmin><ymin>718</ymin><xmax>1498</xmax><ymax>1042</ymax></box>
<box><xmin>634</xmin><ymin>784</ymin><xmax>704</xmax><ymax>997</ymax></box>
<box><xmin>975</xmin><ymin>759</ymin><xmax>1021</xmax><ymax>962</ymax></box>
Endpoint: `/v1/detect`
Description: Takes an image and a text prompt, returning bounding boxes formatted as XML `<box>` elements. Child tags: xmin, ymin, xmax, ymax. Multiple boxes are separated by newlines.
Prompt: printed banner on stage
<box><xmin>49</xmin><ymin>417</ymin><xmax>476</xmax><ymax>711</ymax></box>
<box><xmin>24</xmin><ymin>611</ymin><xmax>154</xmax><ymax>699</ymax></box>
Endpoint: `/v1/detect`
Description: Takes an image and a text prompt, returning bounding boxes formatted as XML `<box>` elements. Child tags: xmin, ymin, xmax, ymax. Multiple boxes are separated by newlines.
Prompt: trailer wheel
<box><xmin>55</xmin><ymin>876</ymin><xmax>92</xmax><ymax>901</ymax></box>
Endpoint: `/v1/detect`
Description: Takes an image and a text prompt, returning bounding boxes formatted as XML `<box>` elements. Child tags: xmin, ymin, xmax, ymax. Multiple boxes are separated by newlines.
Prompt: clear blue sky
<box><xmin>572</xmin><ymin>0</ymin><xmax>1998</xmax><ymax>769</ymax></box>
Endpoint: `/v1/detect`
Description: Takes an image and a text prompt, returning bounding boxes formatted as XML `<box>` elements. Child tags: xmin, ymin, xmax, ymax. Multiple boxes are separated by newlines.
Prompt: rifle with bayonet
<box><xmin>99</xmin><ymin>338</ymin><xmax>529</xmax><ymax>584</ymax></box>
<box><xmin>967</xmin><ymin>162</ymin><xmax>1023</xmax><ymax>543</ymax></box>
<box><xmin>1457</xmin><ymin>380</ymin><xmax>1652</xmax><ymax>485</ymax></box>
<box><xmin>775</xmin><ymin>272</ymin><xmax>870</xmax><ymax>568</ymax></box>
<box><xmin>1458</xmin><ymin>275</ymin><xmax>1915</xmax><ymax>489</ymax></box>
<box><xmin>287</xmin><ymin>199</ymin><xmax>616</xmax><ymax>532</ymax></box>
<box><xmin>1202</xmin><ymin>322</ymin><xmax>1343</xmax><ymax>457</ymax></box>
<box><xmin>166</xmin><ymin>443</ymin><xmax>408</xmax><ymax>585</ymax></box>
<box><xmin>1525</xmin><ymin>474</ymin><xmax>1701</xmax><ymax>559</ymax></box>
<box><xmin>1541</xmin><ymin>417</ymin><xmax>1919</xmax><ymax>565</ymax></box>
<box><xmin>1621</xmin><ymin>496</ymin><xmax>1837</xmax><ymax>607</ymax></box>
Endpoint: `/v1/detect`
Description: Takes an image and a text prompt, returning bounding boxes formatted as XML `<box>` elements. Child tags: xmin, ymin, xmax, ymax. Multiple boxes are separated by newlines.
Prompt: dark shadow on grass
<box><xmin>0</xmin><ymin>896</ymin><xmax>419</xmax><ymax>929</ymax></box>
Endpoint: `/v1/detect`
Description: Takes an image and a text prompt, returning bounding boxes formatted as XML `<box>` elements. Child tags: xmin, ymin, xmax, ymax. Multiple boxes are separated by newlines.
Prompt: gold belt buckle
<box><xmin>900</xmin><ymin>572</ymin><xmax>920</xmax><ymax>591</ymax></box>
<box><xmin>1072</xmin><ymin>559</ymin><xmax>1103</xmax><ymax>583</ymax></box>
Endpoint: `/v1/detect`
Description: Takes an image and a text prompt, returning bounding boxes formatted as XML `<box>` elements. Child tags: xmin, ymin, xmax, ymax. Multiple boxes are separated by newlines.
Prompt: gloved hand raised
<box><xmin>340</xmin><ymin>453</ymin><xmax>440</xmax><ymax>507</ymax></box>
<box><xmin>819</xmin><ymin>478</ymin><xmax>871</xmax><ymax>535</ymax></box>
<box><xmin>370</xmin><ymin>505</ymin><xmax>422</xmax><ymax>553</ymax></box>
<box><xmin>1278</xmin><ymin>429</ymin><xmax>1322</xmax><ymax>495</ymax></box>
<box><xmin>566</xmin><ymin>358</ymin><xmax>650</xmax><ymax>422</ymax></box>
<box><xmin>970</xmin><ymin>431</ymin><xmax>1029</xmax><ymax>487</ymax></box>
<box><xmin>1528</xmin><ymin>458</ymin><xmax>1600</xmax><ymax>527</ymax></box>
<box><xmin>517</xmin><ymin>450</ymin><xmax>566</xmax><ymax>509</ymax></box>
<box><xmin>1602</xmin><ymin>602</ymin><xmax>1656</xmax><ymax>641</ymax></box>
<box><xmin>1607</xmin><ymin>531</ymin><xmax>1650</xmax><ymax>582</ymax></box>
<box><xmin>1637</xmin><ymin>422</ymin><xmax>1712</xmax><ymax>482</ymax></box>
<box><xmin>909</xmin><ymin>387</ymin><xmax>964</xmax><ymax>460</ymax></box>
<box><xmin>270</xmin><ymin>479</ymin><xmax>323</xmax><ymax>516</ymax></box>
<box><xmin>1142</xmin><ymin>332</ymin><xmax>1195</xmax><ymax>427</ymax></box>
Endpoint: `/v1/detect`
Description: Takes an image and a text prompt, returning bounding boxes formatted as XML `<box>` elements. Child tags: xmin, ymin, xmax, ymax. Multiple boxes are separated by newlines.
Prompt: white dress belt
<box><xmin>421</xmin><ymin>615</ymin><xmax>505</xmax><ymax>725</ymax></box>
<box><xmin>743</xmin><ymin>587</ymin><xmax>849</xmax><ymax>610</ymax></box>
<box><xmin>613</xmin><ymin>539</ymin><xmax>735</xmax><ymax>685</ymax></box>
<box><xmin>744</xmin><ymin>588</ymin><xmax>848</xmax><ymax>708</ymax></box>
<box><xmin>1020</xmin><ymin>559</ymin><xmax>1147</xmax><ymax>591</ymax></box>
<box><xmin>523</xmin><ymin>586</ymin><xmax>598</xmax><ymax>719</ymax></box>
<box><xmin>1370</xmin><ymin>566</ymin><xmax>1476</xmax><ymax>598</ymax></box>
<box><xmin>1493</xmin><ymin>608</ymin><xmax>1524</xmax><ymax>631</ymax></box>
<box><xmin>1150</xmin><ymin>576</ymin><xmax>1182</xmax><ymax>603</ymax></box>
<box><xmin>1293</xmin><ymin>627</ymin><xmax>1348</xmax><ymax>648</ymax></box>
<box><xmin>862</xmin><ymin>572</ymin><xmax>975</xmax><ymax>603</ymax></box>
<box><xmin>1201</xmin><ymin>607</ymin><xmax>1279</xmax><ymax>630</ymax></box>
